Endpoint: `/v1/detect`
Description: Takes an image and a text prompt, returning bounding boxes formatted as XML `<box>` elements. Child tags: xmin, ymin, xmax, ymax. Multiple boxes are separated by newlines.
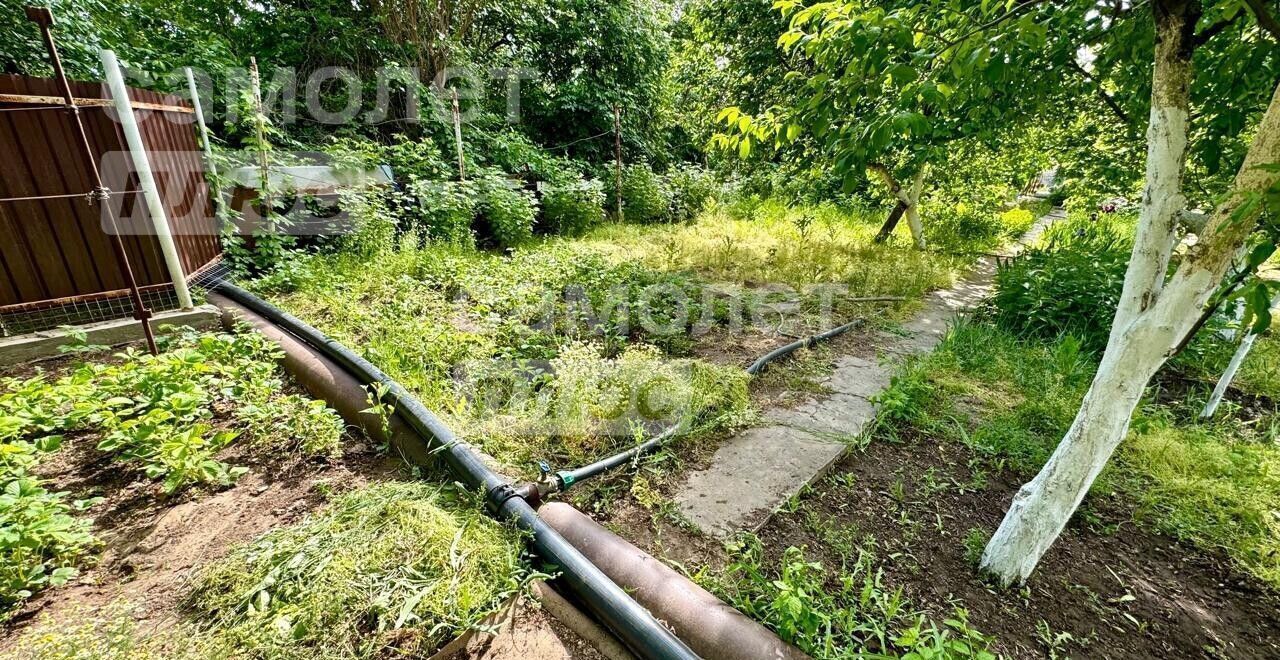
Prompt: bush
<box><xmin>992</xmin><ymin>213</ymin><xmax>1132</xmax><ymax>350</ymax></box>
<box><xmin>541</xmin><ymin>178</ymin><xmax>606</xmax><ymax>236</ymax></box>
<box><xmin>478</xmin><ymin>178</ymin><xmax>537</xmax><ymax>248</ymax></box>
<box><xmin>409</xmin><ymin>180</ymin><xmax>478</xmax><ymax>245</ymax></box>
<box><xmin>617</xmin><ymin>164</ymin><xmax>672</xmax><ymax>223</ymax></box>
<box><xmin>664</xmin><ymin>164</ymin><xmax>717</xmax><ymax>222</ymax></box>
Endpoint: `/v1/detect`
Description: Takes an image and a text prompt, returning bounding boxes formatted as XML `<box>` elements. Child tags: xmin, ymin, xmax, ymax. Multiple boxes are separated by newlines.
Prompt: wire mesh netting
<box><xmin>0</xmin><ymin>260</ymin><xmax>231</xmax><ymax>337</ymax></box>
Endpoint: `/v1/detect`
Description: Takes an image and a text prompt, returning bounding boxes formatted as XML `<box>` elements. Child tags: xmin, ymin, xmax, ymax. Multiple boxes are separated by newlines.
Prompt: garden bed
<box><xmin>0</xmin><ymin>333</ymin><xmax>528</xmax><ymax>659</ymax></box>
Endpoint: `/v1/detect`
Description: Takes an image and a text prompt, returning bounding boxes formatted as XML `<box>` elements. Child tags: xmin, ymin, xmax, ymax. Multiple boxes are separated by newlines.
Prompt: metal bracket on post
<box><xmin>26</xmin><ymin>5</ymin><xmax>158</xmax><ymax>353</ymax></box>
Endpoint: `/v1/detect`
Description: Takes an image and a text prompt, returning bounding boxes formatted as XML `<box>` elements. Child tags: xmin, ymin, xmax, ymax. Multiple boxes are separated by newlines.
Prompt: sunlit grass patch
<box><xmin>1121</xmin><ymin>420</ymin><xmax>1280</xmax><ymax>586</ymax></box>
<box><xmin>186</xmin><ymin>481</ymin><xmax>524</xmax><ymax>659</ymax></box>
<box><xmin>582</xmin><ymin>201</ymin><xmax>966</xmax><ymax>303</ymax></box>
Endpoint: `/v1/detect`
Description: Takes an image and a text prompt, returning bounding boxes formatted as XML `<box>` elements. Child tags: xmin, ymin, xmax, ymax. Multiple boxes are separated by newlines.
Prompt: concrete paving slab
<box><xmin>674</xmin><ymin>425</ymin><xmax>847</xmax><ymax>538</ymax></box>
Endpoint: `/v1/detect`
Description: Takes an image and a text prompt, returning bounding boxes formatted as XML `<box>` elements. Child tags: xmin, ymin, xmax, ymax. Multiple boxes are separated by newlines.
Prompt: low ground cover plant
<box><xmin>709</xmin><ymin>534</ymin><xmax>995</xmax><ymax>659</ymax></box>
<box><xmin>0</xmin><ymin>330</ymin><xmax>344</xmax><ymax>612</ymax></box>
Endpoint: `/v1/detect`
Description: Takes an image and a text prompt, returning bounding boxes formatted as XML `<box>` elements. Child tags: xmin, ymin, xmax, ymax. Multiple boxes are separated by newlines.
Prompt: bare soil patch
<box><xmin>755</xmin><ymin>433</ymin><xmax>1280</xmax><ymax>659</ymax></box>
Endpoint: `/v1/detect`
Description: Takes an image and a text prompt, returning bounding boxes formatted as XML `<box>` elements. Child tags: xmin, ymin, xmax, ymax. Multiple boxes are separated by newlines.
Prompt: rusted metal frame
<box><xmin>26</xmin><ymin>5</ymin><xmax>158</xmax><ymax>354</ymax></box>
<box><xmin>0</xmin><ymin>93</ymin><xmax>194</xmax><ymax>114</ymax></box>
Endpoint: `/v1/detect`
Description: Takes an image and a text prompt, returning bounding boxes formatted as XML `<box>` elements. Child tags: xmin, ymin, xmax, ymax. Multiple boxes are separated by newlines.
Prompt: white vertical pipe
<box><xmin>1201</xmin><ymin>295</ymin><xmax>1279</xmax><ymax>419</ymax></box>
<box><xmin>184</xmin><ymin>67</ymin><xmax>223</xmax><ymax>217</ymax></box>
<box><xmin>100</xmin><ymin>49</ymin><xmax>193</xmax><ymax>309</ymax></box>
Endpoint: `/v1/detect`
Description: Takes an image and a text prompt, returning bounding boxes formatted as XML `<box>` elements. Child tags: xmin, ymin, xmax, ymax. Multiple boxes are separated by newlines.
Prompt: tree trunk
<box><xmin>904</xmin><ymin>167</ymin><xmax>927</xmax><ymax>251</ymax></box>
<box><xmin>868</xmin><ymin>163</ymin><xmax>928</xmax><ymax>250</ymax></box>
<box><xmin>980</xmin><ymin>77</ymin><xmax>1280</xmax><ymax>586</ymax></box>
<box><xmin>875</xmin><ymin>201</ymin><xmax>908</xmax><ymax>243</ymax></box>
<box><xmin>1108</xmin><ymin>0</ymin><xmax>1199</xmax><ymax>344</ymax></box>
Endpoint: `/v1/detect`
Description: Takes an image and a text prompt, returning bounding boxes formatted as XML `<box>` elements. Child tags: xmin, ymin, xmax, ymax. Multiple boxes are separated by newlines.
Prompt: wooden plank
<box><xmin>0</xmin><ymin>93</ymin><xmax>194</xmax><ymax>114</ymax></box>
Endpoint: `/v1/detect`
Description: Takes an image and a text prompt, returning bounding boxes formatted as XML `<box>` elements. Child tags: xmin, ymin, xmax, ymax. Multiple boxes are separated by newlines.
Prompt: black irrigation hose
<box><xmin>211</xmin><ymin>281</ymin><xmax>699</xmax><ymax>660</ymax></box>
<box><xmin>552</xmin><ymin>317</ymin><xmax>866</xmax><ymax>492</ymax></box>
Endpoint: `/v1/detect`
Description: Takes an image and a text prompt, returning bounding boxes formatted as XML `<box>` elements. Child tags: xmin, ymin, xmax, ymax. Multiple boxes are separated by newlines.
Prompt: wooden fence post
<box><xmin>613</xmin><ymin>104</ymin><xmax>623</xmax><ymax>220</ymax></box>
<box><xmin>452</xmin><ymin>87</ymin><xmax>466</xmax><ymax>181</ymax></box>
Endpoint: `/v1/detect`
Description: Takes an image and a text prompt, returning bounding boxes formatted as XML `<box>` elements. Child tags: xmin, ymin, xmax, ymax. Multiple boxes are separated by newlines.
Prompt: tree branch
<box><xmin>1066</xmin><ymin>59</ymin><xmax>1130</xmax><ymax>124</ymax></box>
<box><xmin>1244</xmin><ymin>0</ymin><xmax>1280</xmax><ymax>42</ymax></box>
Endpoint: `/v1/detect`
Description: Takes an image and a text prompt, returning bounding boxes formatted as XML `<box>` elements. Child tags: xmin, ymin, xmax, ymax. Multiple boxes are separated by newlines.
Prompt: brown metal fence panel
<box><xmin>0</xmin><ymin>74</ymin><xmax>220</xmax><ymax>310</ymax></box>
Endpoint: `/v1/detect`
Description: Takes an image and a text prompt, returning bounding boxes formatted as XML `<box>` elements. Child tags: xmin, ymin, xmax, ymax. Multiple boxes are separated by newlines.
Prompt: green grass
<box><xmin>186</xmin><ymin>481</ymin><xmax>524</xmax><ymax>659</ymax></box>
<box><xmin>0</xmin><ymin>329</ymin><xmax>344</xmax><ymax>614</ymax></box>
<box><xmin>257</xmin><ymin>239</ymin><xmax>751</xmax><ymax>475</ymax></box>
<box><xmin>13</xmin><ymin>482</ymin><xmax>524</xmax><ymax>660</ymax></box>
<box><xmin>872</xmin><ymin>317</ymin><xmax>1280</xmax><ymax>588</ymax></box>
<box><xmin>705</xmin><ymin>534</ymin><xmax>996</xmax><ymax>659</ymax></box>
<box><xmin>257</xmin><ymin>199</ymin><xmax>1032</xmax><ymax>477</ymax></box>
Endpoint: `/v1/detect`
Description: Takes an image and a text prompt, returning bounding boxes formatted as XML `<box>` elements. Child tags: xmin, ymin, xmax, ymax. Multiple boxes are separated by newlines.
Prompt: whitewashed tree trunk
<box><xmin>981</xmin><ymin>73</ymin><xmax>1280</xmax><ymax>585</ymax></box>
<box><xmin>904</xmin><ymin>167</ymin><xmax>928</xmax><ymax>251</ymax></box>
<box><xmin>869</xmin><ymin>164</ymin><xmax>928</xmax><ymax>250</ymax></box>
<box><xmin>1107</xmin><ymin>3</ymin><xmax>1196</xmax><ymax>345</ymax></box>
<box><xmin>1201</xmin><ymin>294</ymin><xmax>1279</xmax><ymax>418</ymax></box>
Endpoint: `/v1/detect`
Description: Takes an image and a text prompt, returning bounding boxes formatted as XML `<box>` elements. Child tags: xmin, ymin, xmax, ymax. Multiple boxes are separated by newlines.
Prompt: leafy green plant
<box><xmin>617</xmin><ymin>163</ymin><xmax>672</xmax><ymax>224</ymax></box>
<box><xmin>0</xmin><ymin>477</ymin><xmax>99</xmax><ymax>614</ymax></box>
<box><xmin>713</xmin><ymin>536</ymin><xmax>996</xmax><ymax>659</ymax></box>
<box><xmin>992</xmin><ymin>212</ymin><xmax>1132</xmax><ymax>350</ymax></box>
<box><xmin>479</xmin><ymin>178</ymin><xmax>538</xmax><ymax>248</ymax></box>
<box><xmin>541</xmin><ymin>178</ymin><xmax>606</xmax><ymax>236</ymax></box>
<box><xmin>664</xmin><ymin>164</ymin><xmax>717</xmax><ymax>223</ymax></box>
<box><xmin>409</xmin><ymin>180</ymin><xmax>478</xmax><ymax>246</ymax></box>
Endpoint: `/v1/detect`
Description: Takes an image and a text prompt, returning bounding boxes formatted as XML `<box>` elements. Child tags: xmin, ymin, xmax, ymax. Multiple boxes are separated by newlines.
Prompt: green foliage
<box><xmin>0</xmin><ymin>478</ymin><xmax>98</xmax><ymax>615</ymax></box>
<box><xmin>0</xmin><ymin>330</ymin><xmax>341</xmax><ymax>612</ymax></box>
<box><xmin>478</xmin><ymin>178</ymin><xmax>538</xmax><ymax>248</ymax></box>
<box><xmin>875</xmin><ymin>316</ymin><xmax>1280</xmax><ymax>589</ymax></box>
<box><xmin>617</xmin><ymin>164</ymin><xmax>672</xmax><ymax>224</ymax></box>
<box><xmin>253</xmin><ymin>224</ymin><xmax>767</xmax><ymax>475</ymax></box>
<box><xmin>664</xmin><ymin>164</ymin><xmax>717</xmax><ymax>223</ymax></box>
<box><xmin>992</xmin><ymin>212</ymin><xmax>1133</xmax><ymax>350</ymax></box>
<box><xmin>713</xmin><ymin>536</ymin><xmax>995</xmax><ymax>659</ymax></box>
<box><xmin>541</xmin><ymin>178</ymin><xmax>606</xmax><ymax>236</ymax></box>
<box><xmin>408</xmin><ymin>180</ymin><xmax>478</xmax><ymax>246</ymax></box>
<box><xmin>1122</xmin><ymin>417</ymin><xmax>1280</xmax><ymax>587</ymax></box>
<box><xmin>187</xmin><ymin>481</ymin><xmax>524</xmax><ymax>658</ymax></box>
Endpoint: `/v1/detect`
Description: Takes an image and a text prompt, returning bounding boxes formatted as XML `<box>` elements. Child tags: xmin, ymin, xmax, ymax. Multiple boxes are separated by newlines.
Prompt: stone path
<box><xmin>674</xmin><ymin>204</ymin><xmax>1067</xmax><ymax>538</ymax></box>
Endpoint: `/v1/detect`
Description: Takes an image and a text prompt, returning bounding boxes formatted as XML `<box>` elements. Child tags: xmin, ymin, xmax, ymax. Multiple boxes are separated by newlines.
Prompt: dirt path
<box><xmin>673</xmin><ymin>206</ymin><xmax>1066</xmax><ymax>537</ymax></box>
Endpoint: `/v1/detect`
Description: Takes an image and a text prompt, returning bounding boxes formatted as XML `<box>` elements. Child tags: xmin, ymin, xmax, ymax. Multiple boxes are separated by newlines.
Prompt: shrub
<box><xmin>992</xmin><ymin>213</ymin><xmax>1132</xmax><ymax>350</ymax></box>
<box><xmin>0</xmin><ymin>477</ymin><xmax>98</xmax><ymax>612</ymax></box>
<box><xmin>541</xmin><ymin>178</ymin><xmax>606</xmax><ymax>236</ymax></box>
<box><xmin>664</xmin><ymin>164</ymin><xmax>717</xmax><ymax>222</ymax></box>
<box><xmin>479</xmin><ymin>178</ymin><xmax>537</xmax><ymax>248</ymax></box>
<box><xmin>617</xmin><ymin>164</ymin><xmax>671</xmax><ymax>223</ymax></box>
<box><xmin>409</xmin><ymin>180</ymin><xmax>478</xmax><ymax>246</ymax></box>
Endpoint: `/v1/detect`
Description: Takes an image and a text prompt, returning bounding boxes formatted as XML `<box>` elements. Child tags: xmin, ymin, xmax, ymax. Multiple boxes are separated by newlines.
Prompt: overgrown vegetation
<box><xmin>186</xmin><ymin>481</ymin><xmax>524</xmax><ymax>659</ymax></box>
<box><xmin>708</xmin><ymin>535</ymin><xmax>995</xmax><ymax>659</ymax></box>
<box><xmin>12</xmin><ymin>483</ymin><xmax>525</xmax><ymax>660</ymax></box>
<box><xmin>872</xmin><ymin>306</ymin><xmax>1280</xmax><ymax>589</ymax></box>
<box><xmin>0</xmin><ymin>330</ymin><xmax>343</xmax><ymax>613</ymax></box>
